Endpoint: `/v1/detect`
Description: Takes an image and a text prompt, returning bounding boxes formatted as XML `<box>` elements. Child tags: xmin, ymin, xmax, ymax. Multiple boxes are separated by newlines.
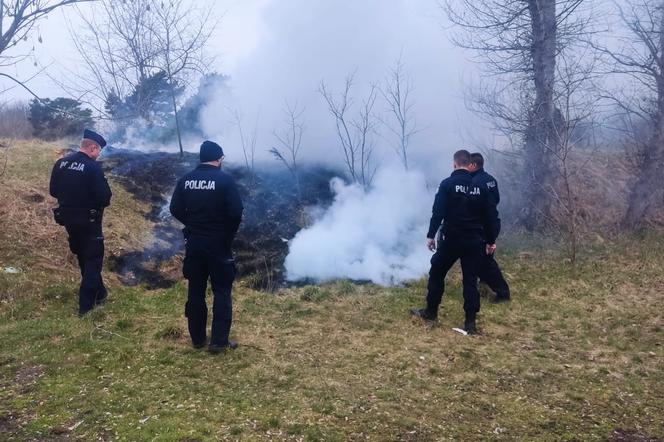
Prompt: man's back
<box><xmin>49</xmin><ymin>151</ymin><xmax>112</xmax><ymax>209</ymax></box>
<box><xmin>428</xmin><ymin>169</ymin><xmax>497</xmax><ymax>242</ymax></box>
<box><xmin>472</xmin><ymin>168</ymin><xmax>500</xmax><ymax>205</ymax></box>
<box><xmin>169</xmin><ymin>164</ymin><xmax>243</xmax><ymax>242</ymax></box>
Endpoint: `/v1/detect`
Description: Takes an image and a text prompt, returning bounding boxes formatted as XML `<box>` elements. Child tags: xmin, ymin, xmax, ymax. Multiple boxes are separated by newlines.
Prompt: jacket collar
<box><xmin>451</xmin><ymin>168</ymin><xmax>471</xmax><ymax>177</ymax></box>
<box><xmin>196</xmin><ymin>163</ymin><xmax>220</xmax><ymax>170</ymax></box>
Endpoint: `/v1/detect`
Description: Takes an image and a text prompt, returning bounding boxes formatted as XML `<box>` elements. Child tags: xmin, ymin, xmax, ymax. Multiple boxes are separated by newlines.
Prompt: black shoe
<box><xmin>192</xmin><ymin>337</ymin><xmax>208</xmax><ymax>349</ymax></box>
<box><xmin>208</xmin><ymin>341</ymin><xmax>238</xmax><ymax>354</ymax></box>
<box><xmin>410</xmin><ymin>308</ymin><xmax>437</xmax><ymax>322</ymax></box>
<box><xmin>464</xmin><ymin>320</ymin><xmax>477</xmax><ymax>335</ymax></box>
<box><xmin>78</xmin><ymin>308</ymin><xmax>93</xmax><ymax>317</ymax></box>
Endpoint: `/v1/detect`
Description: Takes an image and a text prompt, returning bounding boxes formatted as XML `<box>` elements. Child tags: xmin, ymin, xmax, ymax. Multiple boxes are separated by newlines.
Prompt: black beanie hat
<box><xmin>200</xmin><ymin>140</ymin><xmax>224</xmax><ymax>162</ymax></box>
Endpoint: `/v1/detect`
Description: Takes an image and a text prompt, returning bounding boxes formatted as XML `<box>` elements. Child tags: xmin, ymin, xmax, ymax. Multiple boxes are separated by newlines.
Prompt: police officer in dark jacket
<box><xmin>469</xmin><ymin>152</ymin><xmax>510</xmax><ymax>302</ymax></box>
<box><xmin>170</xmin><ymin>141</ymin><xmax>243</xmax><ymax>354</ymax></box>
<box><xmin>49</xmin><ymin>129</ymin><xmax>112</xmax><ymax>316</ymax></box>
<box><xmin>410</xmin><ymin>150</ymin><xmax>499</xmax><ymax>334</ymax></box>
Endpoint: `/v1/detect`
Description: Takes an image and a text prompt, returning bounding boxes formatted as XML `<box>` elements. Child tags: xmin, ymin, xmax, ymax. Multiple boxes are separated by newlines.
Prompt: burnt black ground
<box><xmin>101</xmin><ymin>147</ymin><xmax>339</xmax><ymax>289</ymax></box>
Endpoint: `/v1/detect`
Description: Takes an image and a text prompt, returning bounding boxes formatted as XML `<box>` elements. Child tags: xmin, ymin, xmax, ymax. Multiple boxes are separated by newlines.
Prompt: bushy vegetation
<box><xmin>28</xmin><ymin>98</ymin><xmax>93</xmax><ymax>140</ymax></box>
<box><xmin>0</xmin><ymin>102</ymin><xmax>32</xmax><ymax>139</ymax></box>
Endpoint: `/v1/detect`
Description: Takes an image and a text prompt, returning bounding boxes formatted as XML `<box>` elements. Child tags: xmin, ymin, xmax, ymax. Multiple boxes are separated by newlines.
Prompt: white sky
<box><xmin>0</xmin><ymin>0</ymin><xmax>489</xmax><ymax>173</ymax></box>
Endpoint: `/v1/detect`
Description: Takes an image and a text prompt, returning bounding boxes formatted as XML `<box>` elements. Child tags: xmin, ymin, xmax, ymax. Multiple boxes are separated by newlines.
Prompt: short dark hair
<box><xmin>470</xmin><ymin>152</ymin><xmax>484</xmax><ymax>168</ymax></box>
<box><xmin>453</xmin><ymin>149</ymin><xmax>471</xmax><ymax>167</ymax></box>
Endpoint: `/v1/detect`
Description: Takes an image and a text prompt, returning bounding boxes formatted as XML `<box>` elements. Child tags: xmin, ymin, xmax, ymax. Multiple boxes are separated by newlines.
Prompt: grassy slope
<box><xmin>1</xmin><ymin>141</ymin><xmax>663</xmax><ymax>441</ymax></box>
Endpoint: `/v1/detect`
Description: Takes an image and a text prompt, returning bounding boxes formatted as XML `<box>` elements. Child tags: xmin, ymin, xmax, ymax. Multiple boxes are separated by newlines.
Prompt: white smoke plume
<box><xmin>285</xmin><ymin>167</ymin><xmax>434</xmax><ymax>285</ymax></box>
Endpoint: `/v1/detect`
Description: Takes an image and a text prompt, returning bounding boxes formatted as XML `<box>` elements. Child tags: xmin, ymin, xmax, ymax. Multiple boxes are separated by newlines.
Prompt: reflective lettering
<box><xmin>184</xmin><ymin>180</ymin><xmax>216</xmax><ymax>190</ymax></box>
<box><xmin>67</xmin><ymin>162</ymin><xmax>85</xmax><ymax>172</ymax></box>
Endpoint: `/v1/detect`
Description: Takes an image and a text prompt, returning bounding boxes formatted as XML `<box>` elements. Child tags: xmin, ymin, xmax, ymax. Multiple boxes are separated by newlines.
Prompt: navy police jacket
<box><xmin>471</xmin><ymin>168</ymin><xmax>500</xmax><ymax>205</ymax></box>
<box><xmin>471</xmin><ymin>167</ymin><xmax>502</xmax><ymax>237</ymax></box>
<box><xmin>427</xmin><ymin>169</ymin><xmax>499</xmax><ymax>244</ymax></box>
<box><xmin>49</xmin><ymin>151</ymin><xmax>112</xmax><ymax>209</ymax></box>
<box><xmin>169</xmin><ymin>164</ymin><xmax>243</xmax><ymax>248</ymax></box>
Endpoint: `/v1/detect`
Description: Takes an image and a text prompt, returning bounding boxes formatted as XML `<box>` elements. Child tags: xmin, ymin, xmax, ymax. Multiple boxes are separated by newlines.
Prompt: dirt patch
<box><xmin>0</xmin><ymin>412</ymin><xmax>18</xmax><ymax>434</ymax></box>
<box><xmin>607</xmin><ymin>429</ymin><xmax>664</xmax><ymax>442</ymax></box>
<box><xmin>14</xmin><ymin>364</ymin><xmax>44</xmax><ymax>393</ymax></box>
<box><xmin>22</xmin><ymin>192</ymin><xmax>45</xmax><ymax>203</ymax></box>
<box><xmin>107</xmin><ymin>250</ymin><xmax>179</xmax><ymax>289</ymax></box>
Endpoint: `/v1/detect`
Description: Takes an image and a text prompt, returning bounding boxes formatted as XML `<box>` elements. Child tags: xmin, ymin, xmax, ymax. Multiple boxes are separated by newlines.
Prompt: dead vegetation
<box><xmin>0</xmin><ymin>139</ymin><xmax>153</xmax><ymax>312</ymax></box>
<box><xmin>0</xmin><ymin>139</ymin><xmax>663</xmax><ymax>440</ymax></box>
<box><xmin>498</xmin><ymin>147</ymin><xmax>664</xmax><ymax>238</ymax></box>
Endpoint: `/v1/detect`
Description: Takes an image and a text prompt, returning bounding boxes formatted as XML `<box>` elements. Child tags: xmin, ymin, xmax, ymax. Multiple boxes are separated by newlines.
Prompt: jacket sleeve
<box><xmin>169</xmin><ymin>179</ymin><xmax>187</xmax><ymax>224</ymax></box>
<box><xmin>427</xmin><ymin>181</ymin><xmax>446</xmax><ymax>239</ymax></box>
<box><xmin>223</xmin><ymin>179</ymin><xmax>243</xmax><ymax>239</ymax></box>
<box><xmin>482</xmin><ymin>191</ymin><xmax>500</xmax><ymax>244</ymax></box>
<box><xmin>490</xmin><ymin>177</ymin><xmax>501</xmax><ymax>236</ymax></box>
<box><xmin>490</xmin><ymin>178</ymin><xmax>500</xmax><ymax>206</ymax></box>
<box><xmin>90</xmin><ymin>163</ymin><xmax>112</xmax><ymax>208</ymax></box>
<box><xmin>49</xmin><ymin>160</ymin><xmax>61</xmax><ymax>200</ymax></box>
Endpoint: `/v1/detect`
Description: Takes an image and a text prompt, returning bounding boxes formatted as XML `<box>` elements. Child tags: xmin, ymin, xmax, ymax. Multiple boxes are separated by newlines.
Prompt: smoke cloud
<box><xmin>200</xmin><ymin>0</ymin><xmax>480</xmax><ymax>176</ymax></box>
<box><xmin>285</xmin><ymin>167</ymin><xmax>433</xmax><ymax>285</ymax></box>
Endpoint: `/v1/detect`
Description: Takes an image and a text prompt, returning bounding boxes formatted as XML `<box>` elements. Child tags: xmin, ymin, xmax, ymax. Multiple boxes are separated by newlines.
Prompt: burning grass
<box><xmin>1</xmin><ymin>139</ymin><xmax>663</xmax><ymax>440</ymax></box>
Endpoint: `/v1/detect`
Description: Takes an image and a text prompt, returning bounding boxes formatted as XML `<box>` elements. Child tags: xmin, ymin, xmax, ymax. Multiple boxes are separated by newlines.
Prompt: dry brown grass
<box><xmin>498</xmin><ymin>148</ymin><xmax>664</xmax><ymax>234</ymax></box>
<box><xmin>1</xmin><ymin>139</ymin><xmax>663</xmax><ymax>440</ymax></box>
<box><xmin>0</xmin><ymin>139</ymin><xmax>153</xmax><ymax>311</ymax></box>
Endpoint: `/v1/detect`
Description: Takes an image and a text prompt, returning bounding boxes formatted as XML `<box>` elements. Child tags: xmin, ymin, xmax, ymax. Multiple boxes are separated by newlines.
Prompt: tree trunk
<box><xmin>623</xmin><ymin>104</ymin><xmax>664</xmax><ymax>227</ymax></box>
<box><xmin>168</xmin><ymin>79</ymin><xmax>184</xmax><ymax>157</ymax></box>
<box><xmin>623</xmin><ymin>5</ymin><xmax>664</xmax><ymax>228</ymax></box>
<box><xmin>522</xmin><ymin>0</ymin><xmax>558</xmax><ymax>231</ymax></box>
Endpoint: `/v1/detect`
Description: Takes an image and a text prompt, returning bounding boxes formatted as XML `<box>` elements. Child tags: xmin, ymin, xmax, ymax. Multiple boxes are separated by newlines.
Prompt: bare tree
<box><xmin>66</xmin><ymin>0</ymin><xmax>216</xmax><ymax>155</ymax></box>
<box><xmin>380</xmin><ymin>57</ymin><xmax>418</xmax><ymax>170</ymax></box>
<box><xmin>594</xmin><ymin>0</ymin><xmax>664</xmax><ymax>227</ymax></box>
<box><xmin>0</xmin><ymin>100</ymin><xmax>31</xmax><ymax>138</ymax></box>
<box><xmin>1</xmin><ymin>1</ymin><xmax>93</xmax><ymax>67</ymax></box>
<box><xmin>270</xmin><ymin>102</ymin><xmax>305</xmax><ymax>177</ymax></box>
<box><xmin>149</xmin><ymin>0</ymin><xmax>216</xmax><ymax>156</ymax></box>
<box><xmin>66</xmin><ymin>0</ymin><xmax>161</xmax><ymax>119</ymax></box>
<box><xmin>443</xmin><ymin>0</ymin><xmax>592</xmax><ymax>230</ymax></box>
<box><xmin>0</xmin><ymin>1</ymin><xmax>94</xmax><ymax>106</ymax></box>
<box><xmin>320</xmin><ymin>74</ymin><xmax>378</xmax><ymax>189</ymax></box>
<box><xmin>231</xmin><ymin>108</ymin><xmax>258</xmax><ymax>174</ymax></box>
<box><xmin>546</xmin><ymin>49</ymin><xmax>599</xmax><ymax>264</ymax></box>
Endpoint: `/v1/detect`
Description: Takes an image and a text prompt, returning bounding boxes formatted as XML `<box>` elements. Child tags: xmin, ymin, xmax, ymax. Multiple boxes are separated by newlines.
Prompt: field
<box><xmin>1</xmin><ymin>141</ymin><xmax>663</xmax><ymax>441</ymax></box>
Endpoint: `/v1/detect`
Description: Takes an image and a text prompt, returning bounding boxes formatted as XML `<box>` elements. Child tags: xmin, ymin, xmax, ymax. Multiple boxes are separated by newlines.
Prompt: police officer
<box><xmin>170</xmin><ymin>141</ymin><xmax>243</xmax><ymax>354</ymax></box>
<box><xmin>49</xmin><ymin>129</ymin><xmax>112</xmax><ymax>316</ymax></box>
<box><xmin>410</xmin><ymin>149</ymin><xmax>499</xmax><ymax>334</ymax></box>
<box><xmin>469</xmin><ymin>152</ymin><xmax>510</xmax><ymax>302</ymax></box>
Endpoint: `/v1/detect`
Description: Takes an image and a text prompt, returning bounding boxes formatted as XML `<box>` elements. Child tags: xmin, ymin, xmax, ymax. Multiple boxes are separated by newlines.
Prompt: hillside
<box><xmin>1</xmin><ymin>140</ymin><xmax>663</xmax><ymax>441</ymax></box>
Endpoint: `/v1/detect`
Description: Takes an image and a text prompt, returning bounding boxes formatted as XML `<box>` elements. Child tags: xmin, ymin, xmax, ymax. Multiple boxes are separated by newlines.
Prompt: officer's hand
<box><xmin>486</xmin><ymin>244</ymin><xmax>496</xmax><ymax>255</ymax></box>
<box><xmin>427</xmin><ymin>238</ymin><xmax>436</xmax><ymax>252</ymax></box>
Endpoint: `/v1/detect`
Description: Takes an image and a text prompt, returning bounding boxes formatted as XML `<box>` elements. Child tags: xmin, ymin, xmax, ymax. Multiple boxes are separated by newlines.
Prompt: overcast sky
<box><xmin>0</xmin><ymin>0</ymin><xmax>491</xmax><ymax>174</ymax></box>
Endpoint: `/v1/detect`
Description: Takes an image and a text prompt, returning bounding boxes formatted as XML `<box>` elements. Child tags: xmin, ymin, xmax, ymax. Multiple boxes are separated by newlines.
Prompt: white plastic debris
<box><xmin>2</xmin><ymin>267</ymin><xmax>21</xmax><ymax>274</ymax></box>
<box><xmin>452</xmin><ymin>328</ymin><xmax>468</xmax><ymax>336</ymax></box>
<box><xmin>68</xmin><ymin>420</ymin><xmax>83</xmax><ymax>431</ymax></box>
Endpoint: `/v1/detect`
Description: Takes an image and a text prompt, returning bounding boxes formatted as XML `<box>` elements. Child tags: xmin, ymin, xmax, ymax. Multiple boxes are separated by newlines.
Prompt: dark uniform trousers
<box><xmin>183</xmin><ymin>235</ymin><xmax>236</xmax><ymax>347</ymax></box>
<box><xmin>65</xmin><ymin>222</ymin><xmax>107</xmax><ymax>314</ymax></box>
<box><xmin>479</xmin><ymin>253</ymin><xmax>510</xmax><ymax>299</ymax></box>
<box><xmin>426</xmin><ymin>235</ymin><xmax>484</xmax><ymax>319</ymax></box>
